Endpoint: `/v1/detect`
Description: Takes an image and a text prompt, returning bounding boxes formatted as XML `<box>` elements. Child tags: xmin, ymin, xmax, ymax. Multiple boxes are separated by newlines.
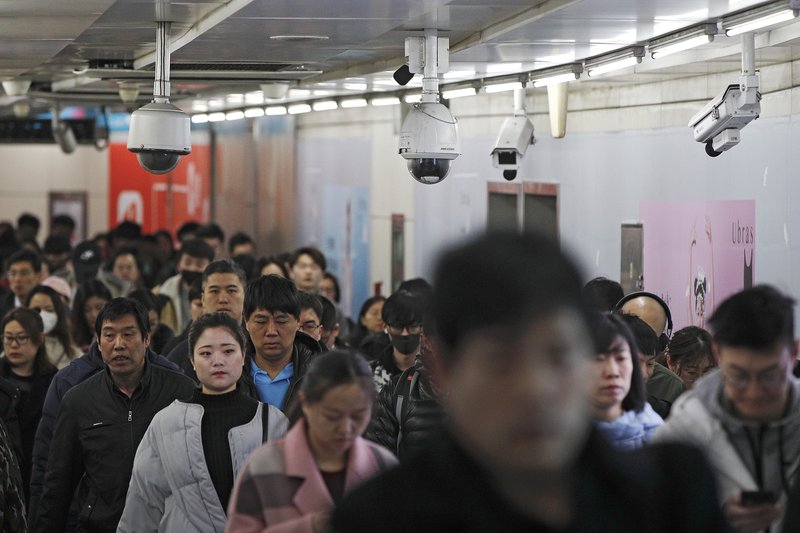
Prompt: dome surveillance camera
<box><xmin>398</xmin><ymin>102</ymin><xmax>460</xmax><ymax>184</ymax></box>
<box><xmin>127</xmin><ymin>101</ymin><xmax>191</xmax><ymax>174</ymax></box>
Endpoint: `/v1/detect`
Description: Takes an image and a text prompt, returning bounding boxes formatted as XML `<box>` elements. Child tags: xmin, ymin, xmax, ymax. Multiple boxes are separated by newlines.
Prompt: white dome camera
<box><xmin>127</xmin><ymin>101</ymin><xmax>191</xmax><ymax>174</ymax></box>
<box><xmin>398</xmin><ymin>102</ymin><xmax>460</xmax><ymax>184</ymax></box>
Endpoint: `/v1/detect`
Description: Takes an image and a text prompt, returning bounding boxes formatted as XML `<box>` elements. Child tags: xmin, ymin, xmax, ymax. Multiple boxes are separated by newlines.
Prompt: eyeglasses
<box><xmin>387</xmin><ymin>324</ymin><xmax>422</xmax><ymax>335</ymax></box>
<box><xmin>3</xmin><ymin>334</ymin><xmax>30</xmax><ymax>346</ymax></box>
<box><xmin>722</xmin><ymin>366</ymin><xmax>788</xmax><ymax>391</ymax></box>
<box><xmin>300</xmin><ymin>320</ymin><xmax>322</xmax><ymax>334</ymax></box>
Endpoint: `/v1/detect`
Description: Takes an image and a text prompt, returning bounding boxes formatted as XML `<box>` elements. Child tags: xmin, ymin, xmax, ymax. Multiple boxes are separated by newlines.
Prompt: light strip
<box><xmin>651</xmin><ymin>34</ymin><xmax>713</xmax><ymax>59</ymax></box>
<box><xmin>288</xmin><ymin>104</ymin><xmax>311</xmax><ymax>114</ymax></box>
<box><xmin>207</xmin><ymin>112</ymin><xmax>226</xmax><ymax>122</ymax></box>
<box><xmin>244</xmin><ymin>107</ymin><xmax>265</xmax><ymax>118</ymax></box>
<box><xmin>341</xmin><ymin>98</ymin><xmax>368</xmax><ymax>108</ymax></box>
<box><xmin>404</xmin><ymin>94</ymin><xmax>422</xmax><ymax>103</ymax></box>
<box><xmin>371</xmin><ymin>97</ymin><xmax>400</xmax><ymax>106</ymax></box>
<box><xmin>484</xmin><ymin>82</ymin><xmax>523</xmax><ymax>94</ymax></box>
<box><xmin>531</xmin><ymin>73</ymin><xmax>577</xmax><ymax>87</ymax></box>
<box><xmin>586</xmin><ymin>56</ymin><xmax>640</xmax><ymax>77</ymax></box>
<box><xmin>191</xmin><ymin>114</ymin><xmax>209</xmax><ymax>124</ymax></box>
<box><xmin>312</xmin><ymin>100</ymin><xmax>338</xmax><ymax>111</ymax></box>
<box><xmin>225</xmin><ymin>110</ymin><xmax>244</xmax><ymax>121</ymax></box>
<box><xmin>265</xmin><ymin>106</ymin><xmax>287</xmax><ymax>116</ymax></box>
<box><xmin>725</xmin><ymin>9</ymin><xmax>796</xmax><ymax>36</ymax></box>
<box><xmin>442</xmin><ymin>87</ymin><xmax>477</xmax><ymax>99</ymax></box>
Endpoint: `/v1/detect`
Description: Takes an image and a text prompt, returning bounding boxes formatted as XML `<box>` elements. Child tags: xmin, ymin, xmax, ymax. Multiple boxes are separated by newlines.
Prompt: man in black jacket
<box><xmin>242</xmin><ymin>275</ymin><xmax>321</xmax><ymax>420</ymax></box>
<box><xmin>32</xmin><ymin>298</ymin><xmax>194</xmax><ymax>533</ymax></box>
<box><xmin>332</xmin><ymin>232</ymin><xmax>726</xmax><ymax>533</ymax></box>
<box><xmin>366</xmin><ymin>308</ymin><xmax>444</xmax><ymax>462</ymax></box>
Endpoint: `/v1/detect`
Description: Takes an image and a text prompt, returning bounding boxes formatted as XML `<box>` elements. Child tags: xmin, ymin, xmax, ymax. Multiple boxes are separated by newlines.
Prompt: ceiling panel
<box><xmin>1</xmin><ymin>0</ymin><xmax>799</xmax><ymax>112</ymax></box>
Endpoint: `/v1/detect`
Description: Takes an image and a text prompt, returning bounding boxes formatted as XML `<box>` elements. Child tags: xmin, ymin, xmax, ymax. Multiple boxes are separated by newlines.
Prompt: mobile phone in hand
<box><xmin>740</xmin><ymin>490</ymin><xmax>777</xmax><ymax>506</ymax></box>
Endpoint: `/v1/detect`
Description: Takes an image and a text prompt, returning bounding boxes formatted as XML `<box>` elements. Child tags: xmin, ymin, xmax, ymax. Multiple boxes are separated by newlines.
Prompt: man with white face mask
<box><xmin>27</xmin><ymin>285</ymin><xmax>81</xmax><ymax>369</ymax></box>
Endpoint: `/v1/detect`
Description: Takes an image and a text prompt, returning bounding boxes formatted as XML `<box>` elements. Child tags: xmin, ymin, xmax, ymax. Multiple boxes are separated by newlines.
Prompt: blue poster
<box><xmin>321</xmin><ymin>185</ymin><xmax>369</xmax><ymax>319</ymax></box>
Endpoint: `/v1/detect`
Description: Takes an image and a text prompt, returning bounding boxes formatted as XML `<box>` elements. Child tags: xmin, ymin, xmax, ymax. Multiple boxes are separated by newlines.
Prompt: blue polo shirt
<box><xmin>251</xmin><ymin>360</ymin><xmax>294</xmax><ymax>410</ymax></box>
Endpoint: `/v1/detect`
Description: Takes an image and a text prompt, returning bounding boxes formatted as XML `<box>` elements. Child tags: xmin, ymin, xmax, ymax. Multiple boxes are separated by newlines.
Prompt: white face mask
<box><xmin>39</xmin><ymin>310</ymin><xmax>58</xmax><ymax>335</ymax></box>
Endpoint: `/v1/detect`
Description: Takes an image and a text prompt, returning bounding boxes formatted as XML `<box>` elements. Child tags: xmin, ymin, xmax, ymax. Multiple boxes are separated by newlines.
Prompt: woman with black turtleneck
<box><xmin>118</xmin><ymin>312</ymin><xmax>289</xmax><ymax>532</ymax></box>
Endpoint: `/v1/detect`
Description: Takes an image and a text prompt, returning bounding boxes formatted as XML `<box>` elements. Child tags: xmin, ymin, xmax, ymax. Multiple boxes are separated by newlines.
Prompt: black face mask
<box><xmin>390</xmin><ymin>333</ymin><xmax>421</xmax><ymax>356</ymax></box>
<box><xmin>180</xmin><ymin>270</ymin><xmax>202</xmax><ymax>286</ymax></box>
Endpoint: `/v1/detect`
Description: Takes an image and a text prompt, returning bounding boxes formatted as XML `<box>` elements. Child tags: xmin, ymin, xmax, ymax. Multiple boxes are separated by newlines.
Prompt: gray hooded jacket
<box><xmin>653</xmin><ymin>369</ymin><xmax>800</xmax><ymax>530</ymax></box>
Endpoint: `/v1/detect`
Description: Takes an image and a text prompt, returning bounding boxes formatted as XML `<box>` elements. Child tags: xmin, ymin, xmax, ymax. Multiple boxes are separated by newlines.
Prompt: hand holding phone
<box><xmin>740</xmin><ymin>490</ymin><xmax>777</xmax><ymax>507</ymax></box>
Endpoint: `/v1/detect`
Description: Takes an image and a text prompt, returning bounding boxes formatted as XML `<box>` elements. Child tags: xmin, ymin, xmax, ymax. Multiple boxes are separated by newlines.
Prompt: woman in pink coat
<box><xmin>226</xmin><ymin>350</ymin><xmax>397</xmax><ymax>533</ymax></box>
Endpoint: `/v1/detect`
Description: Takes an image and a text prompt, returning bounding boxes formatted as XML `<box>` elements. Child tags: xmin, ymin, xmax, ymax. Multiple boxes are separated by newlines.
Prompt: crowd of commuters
<box><xmin>0</xmin><ymin>213</ymin><xmax>798</xmax><ymax>532</ymax></box>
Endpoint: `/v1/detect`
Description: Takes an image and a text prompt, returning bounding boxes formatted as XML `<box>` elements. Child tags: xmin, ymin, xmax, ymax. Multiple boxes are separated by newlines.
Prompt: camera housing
<box><xmin>688</xmin><ymin>82</ymin><xmax>760</xmax><ymax>157</ymax></box>
<box><xmin>491</xmin><ymin>115</ymin><xmax>534</xmax><ymax>181</ymax></box>
<box><xmin>127</xmin><ymin>101</ymin><xmax>191</xmax><ymax>174</ymax></box>
<box><xmin>398</xmin><ymin>102</ymin><xmax>460</xmax><ymax>184</ymax></box>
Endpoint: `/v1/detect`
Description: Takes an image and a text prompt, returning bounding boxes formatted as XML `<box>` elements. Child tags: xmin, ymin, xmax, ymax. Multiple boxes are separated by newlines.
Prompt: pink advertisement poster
<box><xmin>640</xmin><ymin>200</ymin><xmax>755</xmax><ymax>332</ymax></box>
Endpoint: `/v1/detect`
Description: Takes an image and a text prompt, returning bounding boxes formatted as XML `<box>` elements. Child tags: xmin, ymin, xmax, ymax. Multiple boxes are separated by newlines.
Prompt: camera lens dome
<box><xmin>406</xmin><ymin>158</ymin><xmax>451</xmax><ymax>185</ymax></box>
<box><xmin>137</xmin><ymin>151</ymin><xmax>181</xmax><ymax>174</ymax></box>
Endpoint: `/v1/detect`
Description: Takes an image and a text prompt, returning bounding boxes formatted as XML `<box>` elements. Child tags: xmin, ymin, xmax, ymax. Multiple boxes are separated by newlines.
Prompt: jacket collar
<box><xmin>283</xmin><ymin>419</ymin><xmax>380</xmax><ymax>514</ymax></box>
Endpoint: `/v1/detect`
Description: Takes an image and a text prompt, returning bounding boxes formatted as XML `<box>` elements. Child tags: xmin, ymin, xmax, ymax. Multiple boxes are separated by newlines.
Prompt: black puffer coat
<box><xmin>366</xmin><ymin>357</ymin><xmax>444</xmax><ymax>462</ymax></box>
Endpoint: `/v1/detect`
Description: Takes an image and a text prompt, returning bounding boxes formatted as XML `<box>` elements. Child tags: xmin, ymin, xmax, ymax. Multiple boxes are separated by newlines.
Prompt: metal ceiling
<box><xmin>1</xmin><ymin>0</ymin><xmax>799</xmax><ymax>113</ymax></box>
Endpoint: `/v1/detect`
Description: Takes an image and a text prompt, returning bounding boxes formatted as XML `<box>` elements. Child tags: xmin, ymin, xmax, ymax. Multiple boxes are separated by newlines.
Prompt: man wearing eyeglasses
<box><xmin>297</xmin><ymin>291</ymin><xmax>324</xmax><ymax>343</ymax></box>
<box><xmin>654</xmin><ymin>285</ymin><xmax>800</xmax><ymax>533</ymax></box>
<box><xmin>370</xmin><ymin>290</ymin><xmax>425</xmax><ymax>392</ymax></box>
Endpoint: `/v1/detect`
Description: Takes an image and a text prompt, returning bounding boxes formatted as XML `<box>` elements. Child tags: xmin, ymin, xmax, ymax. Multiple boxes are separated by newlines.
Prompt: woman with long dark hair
<box><xmin>0</xmin><ymin>307</ymin><xmax>57</xmax><ymax>501</ymax></box>
<box><xmin>71</xmin><ymin>280</ymin><xmax>112</xmax><ymax>351</ymax></box>
<box><xmin>27</xmin><ymin>285</ymin><xmax>81</xmax><ymax>368</ymax></box>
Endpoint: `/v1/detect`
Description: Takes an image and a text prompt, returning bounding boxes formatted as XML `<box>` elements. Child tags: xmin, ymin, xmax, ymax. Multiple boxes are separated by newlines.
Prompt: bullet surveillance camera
<box><xmin>51</xmin><ymin>111</ymin><xmax>76</xmax><ymax>154</ymax></box>
<box><xmin>689</xmin><ymin>83</ymin><xmax>760</xmax><ymax>157</ymax></box>
<box><xmin>127</xmin><ymin>101</ymin><xmax>191</xmax><ymax>174</ymax></box>
<box><xmin>398</xmin><ymin>102</ymin><xmax>460</xmax><ymax>184</ymax></box>
<box><xmin>491</xmin><ymin>115</ymin><xmax>534</xmax><ymax>181</ymax></box>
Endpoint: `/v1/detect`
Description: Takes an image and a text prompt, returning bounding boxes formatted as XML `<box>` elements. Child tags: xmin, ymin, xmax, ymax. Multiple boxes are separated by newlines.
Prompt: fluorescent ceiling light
<box><xmin>245</xmin><ymin>91</ymin><xmax>264</xmax><ymax>104</ymax></box>
<box><xmin>207</xmin><ymin>112</ymin><xmax>226</xmax><ymax>122</ymax></box>
<box><xmin>586</xmin><ymin>56</ymin><xmax>640</xmax><ymax>77</ymax></box>
<box><xmin>443</xmin><ymin>68</ymin><xmax>475</xmax><ymax>80</ymax></box>
<box><xmin>404</xmin><ymin>94</ymin><xmax>422</xmax><ymax>103</ymax></box>
<box><xmin>191</xmin><ymin>114</ymin><xmax>209</xmax><ymax>124</ymax></box>
<box><xmin>442</xmin><ymin>87</ymin><xmax>477</xmax><ymax>99</ymax></box>
<box><xmin>289</xmin><ymin>89</ymin><xmax>311</xmax><ymax>98</ymax></box>
<box><xmin>312</xmin><ymin>100</ymin><xmax>338</xmax><ymax>111</ymax></box>
<box><xmin>484</xmin><ymin>82</ymin><xmax>523</xmax><ymax>94</ymax></box>
<box><xmin>225</xmin><ymin>111</ymin><xmax>244</xmax><ymax>121</ymax></box>
<box><xmin>288</xmin><ymin>104</ymin><xmax>311</xmax><ymax>114</ymax></box>
<box><xmin>341</xmin><ymin>98</ymin><xmax>368</xmax><ymax>108</ymax></box>
<box><xmin>344</xmin><ymin>82</ymin><xmax>367</xmax><ymax>91</ymax></box>
<box><xmin>651</xmin><ymin>34</ymin><xmax>713</xmax><ymax>59</ymax></box>
<box><xmin>532</xmin><ymin>73</ymin><xmax>578</xmax><ymax>87</ymax></box>
<box><xmin>725</xmin><ymin>9</ymin><xmax>797</xmax><ymax>36</ymax></box>
<box><xmin>244</xmin><ymin>107</ymin><xmax>265</xmax><ymax>118</ymax></box>
<box><xmin>371</xmin><ymin>97</ymin><xmax>400</xmax><ymax>106</ymax></box>
<box><xmin>265</xmin><ymin>106</ymin><xmax>287</xmax><ymax>116</ymax></box>
<box><xmin>208</xmin><ymin>99</ymin><xmax>224</xmax><ymax>110</ymax></box>
<box><xmin>226</xmin><ymin>94</ymin><xmax>244</xmax><ymax>104</ymax></box>
<box><xmin>192</xmin><ymin>103</ymin><xmax>208</xmax><ymax>113</ymax></box>
<box><xmin>487</xmin><ymin>62</ymin><xmax>522</xmax><ymax>74</ymax></box>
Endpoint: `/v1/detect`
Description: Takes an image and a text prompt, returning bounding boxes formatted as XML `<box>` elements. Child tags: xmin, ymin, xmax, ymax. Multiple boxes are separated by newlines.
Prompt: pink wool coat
<box><xmin>226</xmin><ymin>419</ymin><xmax>396</xmax><ymax>533</ymax></box>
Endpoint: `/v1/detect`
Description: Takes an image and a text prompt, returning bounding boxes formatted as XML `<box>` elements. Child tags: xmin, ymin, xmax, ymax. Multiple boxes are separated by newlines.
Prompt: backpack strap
<box><xmin>261</xmin><ymin>403</ymin><xmax>270</xmax><ymax>442</ymax></box>
<box><xmin>392</xmin><ymin>368</ymin><xmax>417</xmax><ymax>455</ymax></box>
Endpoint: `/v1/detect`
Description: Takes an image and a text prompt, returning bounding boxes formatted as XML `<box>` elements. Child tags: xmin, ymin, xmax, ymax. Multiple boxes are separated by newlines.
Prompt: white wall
<box><xmin>0</xmin><ymin>144</ymin><xmax>108</xmax><ymax>240</ymax></box>
<box><xmin>294</xmin><ymin>57</ymin><xmax>800</xmax><ymax>309</ymax></box>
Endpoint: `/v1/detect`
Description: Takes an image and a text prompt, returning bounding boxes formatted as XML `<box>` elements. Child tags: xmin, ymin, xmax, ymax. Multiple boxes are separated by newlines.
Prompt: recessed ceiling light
<box><xmin>270</xmin><ymin>35</ymin><xmax>330</xmax><ymax>42</ymax></box>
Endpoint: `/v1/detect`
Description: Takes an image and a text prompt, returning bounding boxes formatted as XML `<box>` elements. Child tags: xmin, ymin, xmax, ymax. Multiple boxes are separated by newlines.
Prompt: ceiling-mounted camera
<box><xmin>688</xmin><ymin>32</ymin><xmax>760</xmax><ymax>157</ymax></box>
<box><xmin>127</xmin><ymin>21</ymin><xmax>191</xmax><ymax>174</ymax></box>
<box><xmin>397</xmin><ymin>29</ymin><xmax>461</xmax><ymax>184</ymax></box>
<box><xmin>490</xmin><ymin>87</ymin><xmax>534</xmax><ymax>180</ymax></box>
